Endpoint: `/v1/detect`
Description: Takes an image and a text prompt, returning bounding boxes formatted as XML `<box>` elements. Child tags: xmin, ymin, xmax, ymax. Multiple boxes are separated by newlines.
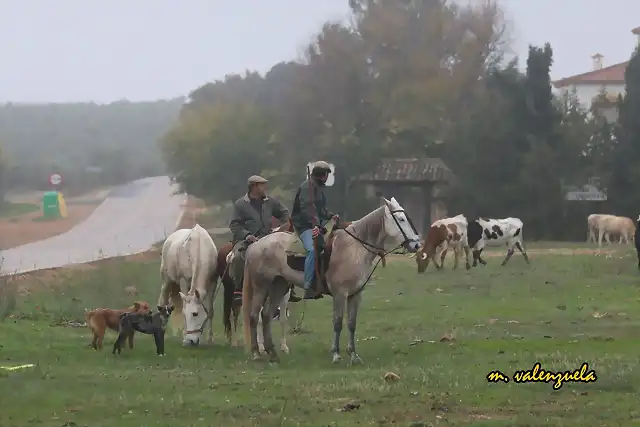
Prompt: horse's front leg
<box><xmin>257</xmin><ymin>307</ymin><xmax>265</xmax><ymax>353</ymax></box>
<box><xmin>206</xmin><ymin>281</ymin><xmax>217</xmax><ymax>344</ymax></box>
<box><xmin>260</xmin><ymin>295</ymin><xmax>280</xmax><ymax>363</ymax></box>
<box><xmin>330</xmin><ymin>294</ymin><xmax>346</xmax><ymax>363</ymax></box>
<box><xmin>279</xmin><ymin>292</ymin><xmax>290</xmax><ymax>354</ymax></box>
<box><xmin>157</xmin><ymin>273</ymin><xmax>172</xmax><ymax>307</ymax></box>
<box><xmin>346</xmin><ymin>292</ymin><xmax>363</xmax><ymax>365</ymax></box>
<box><xmin>249</xmin><ymin>289</ymin><xmax>267</xmax><ymax>360</ymax></box>
<box><xmin>232</xmin><ymin>304</ymin><xmax>241</xmax><ymax>347</ymax></box>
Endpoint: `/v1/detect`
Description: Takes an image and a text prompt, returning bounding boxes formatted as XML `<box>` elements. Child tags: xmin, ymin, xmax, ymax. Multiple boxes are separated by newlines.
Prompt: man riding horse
<box><xmin>229</xmin><ymin>175</ymin><xmax>300</xmax><ymax>302</ymax></box>
<box><xmin>291</xmin><ymin>160</ymin><xmax>339</xmax><ymax>300</ymax></box>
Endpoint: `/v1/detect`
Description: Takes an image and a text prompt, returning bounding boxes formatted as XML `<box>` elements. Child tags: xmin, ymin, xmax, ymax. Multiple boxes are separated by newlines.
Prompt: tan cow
<box><xmin>587</xmin><ymin>214</ymin><xmax>616</xmax><ymax>244</ymax></box>
<box><xmin>599</xmin><ymin>215</ymin><xmax>636</xmax><ymax>245</ymax></box>
<box><xmin>414</xmin><ymin>214</ymin><xmax>471</xmax><ymax>272</ymax></box>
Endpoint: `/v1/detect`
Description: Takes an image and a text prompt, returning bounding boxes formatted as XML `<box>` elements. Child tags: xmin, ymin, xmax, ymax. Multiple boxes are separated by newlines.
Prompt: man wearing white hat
<box><xmin>290</xmin><ymin>161</ymin><xmax>339</xmax><ymax>299</ymax></box>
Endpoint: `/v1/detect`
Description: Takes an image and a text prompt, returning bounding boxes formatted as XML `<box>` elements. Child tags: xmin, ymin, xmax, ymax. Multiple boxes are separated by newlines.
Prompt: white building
<box><xmin>553</xmin><ymin>26</ymin><xmax>640</xmax><ymax>122</ymax></box>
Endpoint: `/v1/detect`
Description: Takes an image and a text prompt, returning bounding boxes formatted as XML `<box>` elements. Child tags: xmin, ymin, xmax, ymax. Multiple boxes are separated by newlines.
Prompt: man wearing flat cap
<box><xmin>228</xmin><ymin>175</ymin><xmax>291</xmax><ymax>301</ymax></box>
<box><xmin>291</xmin><ymin>161</ymin><xmax>339</xmax><ymax>299</ymax></box>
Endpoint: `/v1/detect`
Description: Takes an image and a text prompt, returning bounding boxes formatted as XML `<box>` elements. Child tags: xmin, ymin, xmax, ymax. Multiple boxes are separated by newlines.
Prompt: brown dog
<box><xmin>85</xmin><ymin>301</ymin><xmax>151</xmax><ymax>350</ymax></box>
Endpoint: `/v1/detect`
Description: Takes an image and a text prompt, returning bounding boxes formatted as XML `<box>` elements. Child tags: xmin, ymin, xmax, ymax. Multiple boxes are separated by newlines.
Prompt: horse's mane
<box><xmin>348</xmin><ymin>205</ymin><xmax>387</xmax><ymax>247</ymax></box>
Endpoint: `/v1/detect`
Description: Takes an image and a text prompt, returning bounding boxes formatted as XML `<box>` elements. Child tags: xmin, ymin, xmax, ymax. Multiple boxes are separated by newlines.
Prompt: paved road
<box><xmin>0</xmin><ymin>176</ymin><xmax>185</xmax><ymax>275</ymax></box>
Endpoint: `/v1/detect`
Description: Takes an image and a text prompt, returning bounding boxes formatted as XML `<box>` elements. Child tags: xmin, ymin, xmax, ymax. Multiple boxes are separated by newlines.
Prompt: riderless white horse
<box><xmin>158</xmin><ymin>224</ymin><xmax>219</xmax><ymax>347</ymax></box>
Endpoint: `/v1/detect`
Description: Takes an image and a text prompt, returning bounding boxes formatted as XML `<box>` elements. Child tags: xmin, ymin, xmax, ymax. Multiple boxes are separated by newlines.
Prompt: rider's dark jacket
<box><xmin>291</xmin><ymin>178</ymin><xmax>333</xmax><ymax>233</ymax></box>
<box><xmin>229</xmin><ymin>194</ymin><xmax>289</xmax><ymax>243</ymax></box>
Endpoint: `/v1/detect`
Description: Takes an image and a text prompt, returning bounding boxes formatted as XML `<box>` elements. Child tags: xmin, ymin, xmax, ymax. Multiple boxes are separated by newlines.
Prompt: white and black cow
<box><xmin>467</xmin><ymin>217</ymin><xmax>529</xmax><ymax>266</ymax></box>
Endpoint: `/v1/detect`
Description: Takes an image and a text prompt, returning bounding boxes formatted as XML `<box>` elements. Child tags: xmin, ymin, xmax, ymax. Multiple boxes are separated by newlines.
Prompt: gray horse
<box><xmin>241</xmin><ymin>197</ymin><xmax>421</xmax><ymax>364</ymax></box>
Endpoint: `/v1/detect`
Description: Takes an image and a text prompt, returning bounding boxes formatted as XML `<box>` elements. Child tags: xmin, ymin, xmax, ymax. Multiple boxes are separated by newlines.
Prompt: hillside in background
<box><xmin>0</xmin><ymin>98</ymin><xmax>184</xmax><ymax>194</ymax></box>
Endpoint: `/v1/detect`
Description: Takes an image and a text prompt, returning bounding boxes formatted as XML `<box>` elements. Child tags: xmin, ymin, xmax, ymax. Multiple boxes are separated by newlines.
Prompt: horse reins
<box><xmin>341</xmin><ymin>207</ymin><xmax>419</xmax><ymax>296</ymax></box>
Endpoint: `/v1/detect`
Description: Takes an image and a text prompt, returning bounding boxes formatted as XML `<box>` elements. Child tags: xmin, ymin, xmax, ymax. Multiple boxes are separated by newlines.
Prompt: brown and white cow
<box><xmin>414</xmin><ymin>214</ymin><xmax>471</xmax><ymax>272</ymax></box>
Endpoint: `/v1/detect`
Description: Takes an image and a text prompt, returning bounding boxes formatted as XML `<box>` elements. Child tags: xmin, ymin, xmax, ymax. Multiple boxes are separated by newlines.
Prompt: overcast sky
<box><xmin>1</xmin><ymin>0</ymin><xmax>639</xmax><ymax>103</ymax></box>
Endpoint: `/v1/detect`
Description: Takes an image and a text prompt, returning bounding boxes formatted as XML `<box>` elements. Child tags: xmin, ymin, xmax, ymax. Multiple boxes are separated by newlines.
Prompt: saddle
<box><xmin>286</xmin><ymin>218</ymin><xmax>340</xmax><ymax>297</ymax></box>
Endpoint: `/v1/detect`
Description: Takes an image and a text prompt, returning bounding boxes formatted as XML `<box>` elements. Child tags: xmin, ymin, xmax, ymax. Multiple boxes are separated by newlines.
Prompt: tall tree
<box><xmin>609</xmin><ymin>47</ymin><xmax>640</xmax><ymax>215</ymax></box>
<box><xmin>162</xmin><ymin>102</ymin><xmax>276</xmax><ymax>203</ymax></box>
<box><xmin>518</xmin><ymin>44</ymin><xmax>565</xmax><ymax>238</ymax></box>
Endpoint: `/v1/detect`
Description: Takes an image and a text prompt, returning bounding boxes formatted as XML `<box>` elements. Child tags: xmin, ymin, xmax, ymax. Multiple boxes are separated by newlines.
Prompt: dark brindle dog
<box><xmin>113</xmin><ymin>305</ymin><xmax>174</xmax><ymax>356</ymax></box>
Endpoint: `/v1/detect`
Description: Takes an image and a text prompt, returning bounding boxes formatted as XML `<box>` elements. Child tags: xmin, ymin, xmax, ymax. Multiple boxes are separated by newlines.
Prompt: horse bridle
<box><xmin>340</xmin><ymin>206</ymin><xmax>419</xmax><ymax>296</ymax></box>
<box><xmin>342</xmin><ymin>207</ymin><xmax>419</xmax><ymax>257</ymax></box>
<box><xmin>184</xmin><ymin>299</ymin><xmax>211</xmax><ymax>336</ymax></box>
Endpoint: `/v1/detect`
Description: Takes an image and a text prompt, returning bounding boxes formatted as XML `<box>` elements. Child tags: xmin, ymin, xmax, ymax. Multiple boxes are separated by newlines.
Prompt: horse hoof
<box><xmin>252</xmin><ymin>352</ymin><xmax>261</xmax><ymax>361</ymax></box>
<box><xmin>332</xmin><ymin>353</ymin><xmax>342</xmax><ymax>363</ymax></box>
<box><xmin>465</xmin><ymin>264</ymin><xmax>471</xmax><ymax>270</ymax></box>
<box><xmin>281</xmin><ymin>345</ymin><xmax>290</xmax><ymax>354</ymax></box>
<box><xmin>269</xmin><ymin>355</ymin><xmax>280</xmax><ymax>364</ymax></box>
<box><xmin>258</xmin><ymin>345</ymin><xmax>266</xmax><ymax>353</ymax></box>
<box><xmin>349</xmin><ymin>353</ymin><xmax>363</xmax><ymax>365</ymax></box>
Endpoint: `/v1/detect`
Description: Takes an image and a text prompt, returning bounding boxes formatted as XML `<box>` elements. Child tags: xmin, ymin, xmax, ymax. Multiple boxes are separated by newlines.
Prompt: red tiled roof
<box><xmin>553</xmin><ymin>61</ymin><xmax>628</xmax><ymax>88</ymax></box>
<box><xmin>357</xmin><ymin>158</ymin><xmax>454</xmax><ymax>183</ymax></box>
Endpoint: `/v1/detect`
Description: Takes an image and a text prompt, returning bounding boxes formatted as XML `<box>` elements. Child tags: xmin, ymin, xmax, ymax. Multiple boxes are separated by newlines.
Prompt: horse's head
<box><xmin>178</xmin><ymin>289</ymin><xmax>208</xmax><ymax>347</ymax></box>
<box><xmin>382</xmin><ymin>197</ymin><xmax>421</xmax><ymax>253</ymax></box>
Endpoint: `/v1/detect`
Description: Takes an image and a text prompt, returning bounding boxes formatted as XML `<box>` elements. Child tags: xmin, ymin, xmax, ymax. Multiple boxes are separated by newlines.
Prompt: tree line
<box><xmin>0</xmin><ymin>98</ymin><xmax>183</xmax><ymax>202</ymax></box>
<box><xmin>162</xmin><ymin>0</ymin><xmax>640</xmax><ymax>240</ymax></box>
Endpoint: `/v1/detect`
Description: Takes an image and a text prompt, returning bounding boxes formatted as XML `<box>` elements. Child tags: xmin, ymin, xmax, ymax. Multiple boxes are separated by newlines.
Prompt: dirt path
<box><xmin>0</xmin><ymin>188</ymin><xmax>114</xmax><ymax>251</ymax></box>
<box><xmin>0</xmin><ymin>204</ymin><xmax>100</xmax><ymax>250</ymax></box>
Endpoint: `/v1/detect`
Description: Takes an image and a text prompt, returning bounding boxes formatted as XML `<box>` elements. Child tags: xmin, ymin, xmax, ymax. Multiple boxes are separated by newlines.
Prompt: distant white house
<box><xmin>553</xmin><ymin>26</ymin><xmax>640</xmax><ymax>122</ymax></box>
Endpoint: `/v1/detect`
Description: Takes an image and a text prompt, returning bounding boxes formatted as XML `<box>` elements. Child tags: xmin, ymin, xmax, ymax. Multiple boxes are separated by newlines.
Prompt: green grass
<box><xmin>0</xmin><ymin>201</ymin><xmax>39</xmax><ymax>218</ymax></box>
<box><xmin>2</xmin><ymin>245</ymin><xmax>640</xmax><ymax>426</ymax></box>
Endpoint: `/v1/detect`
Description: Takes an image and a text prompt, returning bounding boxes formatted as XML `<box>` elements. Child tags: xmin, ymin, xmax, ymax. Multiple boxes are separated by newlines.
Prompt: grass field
<box><xmin>0</xmin><ymin>201</ymin><xmax>39</xmax><ymax>218</ymax></box>
<box><xmin>2</xmin><ymin>244</ymin><xmax>640</xmax><ymax>426</ymax></box>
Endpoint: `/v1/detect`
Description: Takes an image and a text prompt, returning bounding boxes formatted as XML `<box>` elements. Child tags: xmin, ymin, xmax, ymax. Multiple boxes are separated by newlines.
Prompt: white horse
<box><xmin>158</xmin><ymin>224</ymin><xmax>219</xmax><ymax>347</ymax></box>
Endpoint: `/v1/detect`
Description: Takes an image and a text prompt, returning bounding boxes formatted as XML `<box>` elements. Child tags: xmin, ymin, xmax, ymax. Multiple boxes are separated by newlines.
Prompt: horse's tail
<box><xmin>222</xmin><ymin>269</ymin><xmax>233</xmax><ymax>341</ymax></box>
<box><xmin>242</xmin><ymin>258</ymin><xmax>253</xmax><ymax>353</ymax></box>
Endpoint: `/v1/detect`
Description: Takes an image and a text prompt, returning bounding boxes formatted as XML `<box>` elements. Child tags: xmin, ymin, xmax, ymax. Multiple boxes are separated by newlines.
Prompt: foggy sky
<box><xmin>2</xmin><ymin>0</ymin><xmax>639</xmax><ymax>103</ymax></box>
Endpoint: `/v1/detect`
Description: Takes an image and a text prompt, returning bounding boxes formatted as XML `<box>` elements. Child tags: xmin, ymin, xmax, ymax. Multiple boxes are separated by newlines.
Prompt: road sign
<box><xmin>49</xmin><ymin>173</ymin><xmax>62</xmax><ymax>186</ymax></box>
<box><xmin>306</xmin><ymin>162</ymin><xmax>335</xmax><ymax>186</ymax></box>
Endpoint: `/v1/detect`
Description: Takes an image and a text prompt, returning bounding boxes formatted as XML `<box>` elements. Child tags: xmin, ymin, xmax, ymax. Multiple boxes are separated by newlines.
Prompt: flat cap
<box><xmin>247</xmin><ymin>175</ymin><xmax>268</xmax><ymax>185</ymax></box>
<box><xmin>313</xmin><ymin>161</ymin><xmax>332</xmax><ymax>170</ymax></box>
